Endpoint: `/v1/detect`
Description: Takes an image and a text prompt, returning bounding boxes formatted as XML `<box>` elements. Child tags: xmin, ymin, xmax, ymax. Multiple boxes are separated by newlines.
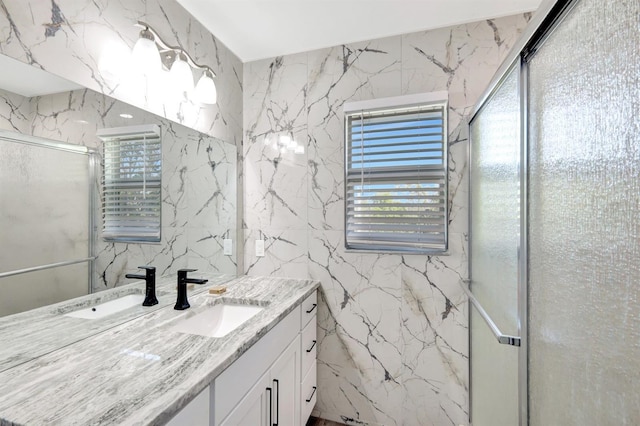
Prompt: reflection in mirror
<box><xmin>0</xmin><ymin>53</ymin><xmax>238</xmax><ymax>319</ymax></box>
<box><xmin>0</xmin><ymin>132</ymin><xmax>94</xmax><ymax>315</ymax></box>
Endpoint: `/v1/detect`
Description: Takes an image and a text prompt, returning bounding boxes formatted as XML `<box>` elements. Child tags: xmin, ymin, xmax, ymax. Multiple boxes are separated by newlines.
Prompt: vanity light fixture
<box><xmin>132</xmin><ymin>26</ymin><xmax>162</xmax><ymax>76</ymax></box>
<box><xmin>169</xmin><ymin>52</ymin><xmax>194</xmax><ymax>99</ymax></box>
<box><xmin>131</xmin><ymin>21</ymin><xmax>217</xmax><ymax>105</ymax></box>
<box><xmin>194</xmin><ymin>68</ymin><xmax>217</xmax><ymax>104</ymax></box>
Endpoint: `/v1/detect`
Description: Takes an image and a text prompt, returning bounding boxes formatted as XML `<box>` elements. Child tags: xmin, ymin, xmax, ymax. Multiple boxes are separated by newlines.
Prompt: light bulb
<box><xmin>131</xmin><ymin>28</ymin><xmax>161</xmax><ymax>76</ymax></box>
<box><xmin>169</xmin><ymin>52</ymin><xmax>194</xmax><ymax>100</ymax></box>
<box><xmin>194</xmin><ymin>69</ymin><xmax>217</xmax><ymax>104</ymax></box>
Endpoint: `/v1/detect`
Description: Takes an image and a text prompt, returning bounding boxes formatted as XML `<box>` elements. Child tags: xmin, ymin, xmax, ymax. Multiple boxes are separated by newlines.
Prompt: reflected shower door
<box><xmin>468</xmin><ymin>62</ymin><xmax>523</xmax><ymax>425</ymax></box>
<box><xmin>0</xmin><ymin>133</ymin><xmax>94</xmax><ymax>316</ymax></box>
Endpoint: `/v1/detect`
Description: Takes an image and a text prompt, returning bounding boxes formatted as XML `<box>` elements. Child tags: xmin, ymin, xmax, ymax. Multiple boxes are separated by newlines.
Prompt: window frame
<box><xmin>97</xmin><ymin>124</ymin><xmax>162</xmax><ymax>244</ymax></box>
<box><xmin>343</xmin><ymin>92</ymin><xmax>449</xmax><ymax>254</ymax></box>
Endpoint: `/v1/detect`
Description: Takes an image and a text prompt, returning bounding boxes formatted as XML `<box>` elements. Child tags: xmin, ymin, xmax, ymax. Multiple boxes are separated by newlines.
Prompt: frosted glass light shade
<box><xmin>194</xmin><ymin>71</ymin><xmax>217</xmax><ymax>104</ymax></box>
<box><xmin>169</xmin><ymin>55</ymin><xmax>194</xmax><ymax>98</ymax></box>
<box><xmin>131</xmin><ymin>32</ymin><xmax>161</xmax><ymax>76</ymax></box>
<box><xmin>99</xmin><ymin>40</ymin><xmax>130</xmax><ymax>82</ymax></box>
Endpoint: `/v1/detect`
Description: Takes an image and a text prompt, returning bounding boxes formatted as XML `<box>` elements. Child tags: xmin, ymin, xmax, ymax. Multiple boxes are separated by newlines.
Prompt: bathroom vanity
<box><xmin>0</xmin><ymin>275</ymin><xmax>319</xmax><ymax>425</ymax></box>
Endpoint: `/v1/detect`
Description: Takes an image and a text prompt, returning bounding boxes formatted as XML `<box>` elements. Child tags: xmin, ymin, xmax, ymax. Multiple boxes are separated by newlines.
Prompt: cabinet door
<box><xmin>269</xmin><ymin>335</ymin><xmax>300</xmax><ymax>426</ymax></box>
<box><xmin>166</xmin><ymin>386</ymin><xmax>210</xmax><ymax>426</ymax></box>
<box><xmin>221</xmin><ymin>372</ymin><xmax>270</xmax><ymax>426</ymax></box>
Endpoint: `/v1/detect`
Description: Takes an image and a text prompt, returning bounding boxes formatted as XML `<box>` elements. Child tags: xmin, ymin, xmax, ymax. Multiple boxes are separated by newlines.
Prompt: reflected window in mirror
<box><xmin>98</xmin><ymin>124</ymin><xmax>162</xmax><ymax>243</ymax></box>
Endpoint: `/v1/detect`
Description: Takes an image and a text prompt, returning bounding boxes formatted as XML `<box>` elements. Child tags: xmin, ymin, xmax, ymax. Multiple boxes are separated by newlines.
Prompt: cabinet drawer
<box><xmin>300</xmin><ymin>362</ymin><xmax>317</xmax><ymax>425</ymax></box>
<box><xmin>301</xmin><ymin>316</ymin><xmax>316</xmax><ymax>377</ymax></box>
<box><xmin>300</xmin><ymin>291</ymin><xmax>317</xmax><ymax>329</ymax></box>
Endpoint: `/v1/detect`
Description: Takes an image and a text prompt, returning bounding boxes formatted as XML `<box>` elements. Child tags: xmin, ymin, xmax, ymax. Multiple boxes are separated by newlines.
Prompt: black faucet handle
<box><xmin>138</xmin><ymin>266</ymin><xmax>156</xmax><ymax>279</ymax></box>
<box><xmin>177</xmin><ymin>268</ymin><xmax>197</xmax><ymax>273</ymax></box>
<box><xmin>138</xmin><ymin>266</ymin><xmax>156</xmax><ymax>271</ymax></box>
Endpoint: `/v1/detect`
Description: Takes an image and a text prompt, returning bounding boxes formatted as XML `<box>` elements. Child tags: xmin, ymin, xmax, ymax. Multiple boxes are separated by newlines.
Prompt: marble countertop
<box><xmin>0</xmin><ymin>272</ymin><xmax>234</xmax><ymax>373</ymax></box>
<box><xmin>0</xmin><ymin>275</ymin><xmax>319</xmax><ymax>425</ymax></box>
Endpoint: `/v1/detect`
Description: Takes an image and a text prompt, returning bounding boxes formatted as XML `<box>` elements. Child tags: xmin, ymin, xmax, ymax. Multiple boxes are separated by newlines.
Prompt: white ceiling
<box><xmin>177</xmin><ymin>0</ymin><xmax>542</xmax><ymax>63</ymax></box>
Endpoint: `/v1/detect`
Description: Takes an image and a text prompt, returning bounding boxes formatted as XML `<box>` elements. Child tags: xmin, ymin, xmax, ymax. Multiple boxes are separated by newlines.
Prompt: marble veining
<box><xmin>243</xmin><ymin>15</ymin><xmax>531</xmax><ymax>426</ymax></box>
<box><xmin>0</xmin><ymin>275</ymin><xmax>319</xmax><ymax>425</ymax></box>
<box><xmin>0</xmin><ymin>89</ymin><xmax>29</xmax><ymax>134</ymax></box>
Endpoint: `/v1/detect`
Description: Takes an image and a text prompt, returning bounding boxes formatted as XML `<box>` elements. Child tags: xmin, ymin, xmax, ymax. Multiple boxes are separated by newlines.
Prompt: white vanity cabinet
<box><xmin>166</xmin><ymin>386</ymin><xmax>210</xmax><ymax>426</ymax></box>
<box><xmin>166</xmin><ymin>290</ymin><xmax>318</xmax><ymax>426</ymax></box>
<box><xmin>299</xmin><ymin>291</ymin><xmax>318</xmax><ymax>425</ymax></box>
<box><xmin>221</xmin><ymin>336</ymin><xmax>300</xmax><ymax>426</ymax></box>
<box><xmin>220</xmin><ymin>372</ymin><xmax>269</xmax><ymax>425</ymax></box>
<box><xmin>269</xmin><ymin>336</ymin><xmax>301</xmax><ymax>425</ymax></box>
<box><xmin>213</xmin><ymin>296</ymin><xmax>309</xmax><ymax>426</ymax></box>
<box><xmin>216</xmin><ymin>291</ymin><xmax>318</xmax><ymax>426</ymax></box>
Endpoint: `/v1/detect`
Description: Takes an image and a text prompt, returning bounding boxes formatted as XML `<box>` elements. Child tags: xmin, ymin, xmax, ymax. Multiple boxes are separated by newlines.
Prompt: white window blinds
<box><xmin>344</xmin><ymin>99</ymin><xmax>448</xmax><ymax>253</ymax></box>
<box><xmin>97</xmin><ymin>125</ymin><xmax>161</xmax><ymax>242</ymax></box>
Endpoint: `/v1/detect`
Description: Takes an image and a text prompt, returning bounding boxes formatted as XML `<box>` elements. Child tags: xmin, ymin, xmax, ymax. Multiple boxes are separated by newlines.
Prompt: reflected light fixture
<box><xmin>263</xmin><ymin>133</ymin><xmax>305</xmax><ymax>155</ymax></box>
<box><xmin>131</xmin><ymin>21</ymin><xmax>217</xmax><ymax>104</ymax></box>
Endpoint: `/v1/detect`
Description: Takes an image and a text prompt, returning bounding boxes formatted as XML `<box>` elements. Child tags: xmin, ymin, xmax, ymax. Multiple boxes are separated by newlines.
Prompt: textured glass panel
<box><xmin>470</xmin><ymin>66</ymin><xmax>520</xmax><ymax>334</ymax></box>
<box><xmin>0</xmin><ymin>139</ymin><xmax>89</xmax><ymax>272</ymax></box>
<box><xmin>528</xmin><ymin>0</ymin><xmax>640</xmax><ymax>424</ymax></box>
<box><xmin>0</xmin><ymin>263</ymin><xmax>87</xmax><ymax>317</ymax></box>
<box><xmin>470</xmin><ymin>309</ymin><xmax>519</xmax><ymax>426</ymax></box>
<box><xmin>469</xmin><ymin>64</ymin><xmax>520</xmax><ymax>426</ymax></box>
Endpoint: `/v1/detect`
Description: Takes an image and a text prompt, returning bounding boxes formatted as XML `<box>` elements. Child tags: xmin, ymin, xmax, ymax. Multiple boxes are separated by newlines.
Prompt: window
<box><xmin>344</xmin><ymin>93</ymin><xmax>448</xmax><ymax>253</ymax></box>
<box><xmin>97</xmin><ymin>125</ymin><xmax>162</xmax><ymax>242</ymax></box>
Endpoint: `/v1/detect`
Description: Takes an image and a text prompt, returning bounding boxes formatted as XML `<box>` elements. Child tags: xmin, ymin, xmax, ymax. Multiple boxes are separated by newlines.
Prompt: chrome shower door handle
<box><xmin>459</xmin><ymin>280</ymin><xmax>521</xmax><ymax>347</ymax></box>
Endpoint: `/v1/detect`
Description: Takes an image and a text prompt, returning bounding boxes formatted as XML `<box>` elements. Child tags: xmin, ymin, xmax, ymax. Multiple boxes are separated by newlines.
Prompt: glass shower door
<box><xmin>468</xmin><ymin>62</ymin><xmax>524</xmax><ymax>425</ymax></box>
<box><xmin>527</xmin><ymin>0</ymin><xmax>640</xmax><ymax>423</ymax></box>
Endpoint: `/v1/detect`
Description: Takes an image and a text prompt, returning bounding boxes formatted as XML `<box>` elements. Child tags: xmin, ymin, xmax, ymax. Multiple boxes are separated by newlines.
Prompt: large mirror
<box><xmin>0</xmin><ymin>54</ymin><xmax>238</xmax><ymax>316</ymax></box>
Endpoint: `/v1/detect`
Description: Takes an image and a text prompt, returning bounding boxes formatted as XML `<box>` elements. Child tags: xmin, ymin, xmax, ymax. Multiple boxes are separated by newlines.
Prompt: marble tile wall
<box><xmin>0</xmin><ymin>86</ymin><xmax>237</xmax><ymax>292</ymax></box>
<box><xmin>0</xmin><ymin>88</ymin><xmax>29</xmax><ymax>134</ymax></box>
<box><xmin>243</xmin><ymin>15</ymin><xmax>531</xmax><ymax>426</ymax></box>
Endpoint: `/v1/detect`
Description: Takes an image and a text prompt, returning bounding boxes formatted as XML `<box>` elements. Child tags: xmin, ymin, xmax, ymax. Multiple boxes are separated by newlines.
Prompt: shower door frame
<box><xmin>0</xmin><ymin>129</ymin><xmax>98</xmax><ymax>294</ymax></box>
<box><xmin>466</xmin><ymin>0</ymin><xmax>579</xmax><ymax>424</ymax></box>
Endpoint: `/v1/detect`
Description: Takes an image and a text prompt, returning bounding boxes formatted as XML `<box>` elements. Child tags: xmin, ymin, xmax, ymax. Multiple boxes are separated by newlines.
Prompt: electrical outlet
<box><xmin>255</xmin><ymin>239</ymin><xmax>265</xmax><ymax>257</ymax></box>
<box><xmin>223</xmin><ymin>238</ymin><xmax>233</xmax><ymax>256</ymax></box>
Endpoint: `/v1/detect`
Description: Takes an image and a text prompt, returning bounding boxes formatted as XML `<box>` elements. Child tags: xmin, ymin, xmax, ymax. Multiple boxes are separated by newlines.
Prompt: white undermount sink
<box><xmin>64</xmin><ymin>294</ymin><xmax>146</xmax><ymax>319</ymax></box>
<box><xmin>172</xmin><ymin>303</ymin><xmax>264</xmax><ymax>338</ymax></box>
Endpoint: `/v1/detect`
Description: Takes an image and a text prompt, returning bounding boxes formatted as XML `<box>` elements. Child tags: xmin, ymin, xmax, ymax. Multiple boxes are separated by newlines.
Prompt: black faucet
<box><xmin>125</xmin><ymin>266</ymin><xmax>158</xmax><ymax>307</ymax></box>
<box><xmin>174</xmin><ymin>269</ymin><xmax>209</xmax><ymax>310</ymax></box>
